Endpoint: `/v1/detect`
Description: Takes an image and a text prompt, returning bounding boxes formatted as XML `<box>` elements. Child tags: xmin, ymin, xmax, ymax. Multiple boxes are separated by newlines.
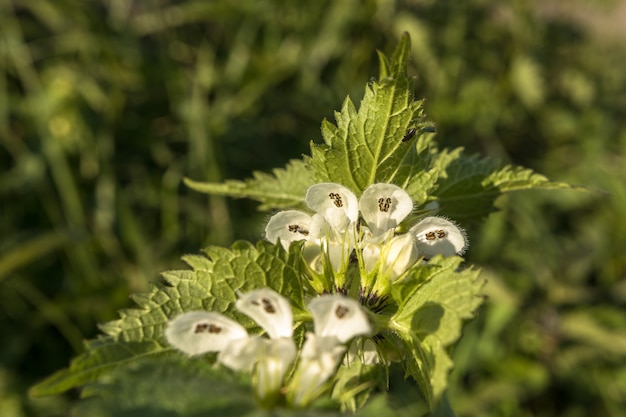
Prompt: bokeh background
<box><xmin>1</xmin><ymin>0</ymin><xmax>625</xmax><ymax>416</ymax></box>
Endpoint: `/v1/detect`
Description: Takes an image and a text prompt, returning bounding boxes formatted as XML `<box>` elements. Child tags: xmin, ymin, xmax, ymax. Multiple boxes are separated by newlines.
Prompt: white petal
<box><xmin>236</xmin><ymin>288</ymin><xmax>293</xmax><ymax>339</ymax></box>
<box><xmin>305</xmin><ymin>183</ymin><xmax>358</xmax><ymax>232</ymax></box>
<box><xmin>289</xmin><ymin>333</ymin><xmax>346</xmax><ymax>407</ymax></box>
<box><xmin>218</xmin><ymin>336</ymin><xmax>264</xmax><ymax>372</ymax></box>
<box><xmin>359</xmin><ymin>183</ymin><xmax>413</xmax><ymax>237</ymax></box>
<box><xmin>411</xmin><ymin>216</ymin><xmax>468</xmax><ymax>258</ymax></box>
<box><xmin>361</xmin><ymin>242</ymin><xmax>381</xmax><ymax>273</ymax></box>
<box><xmin>384</xmin><ymin>233</ymin><xmax>419</xmax><ymax>280</ymax></box>
<box><xmin>307</xmin><ymin>295</ymin><xmax>371</xmax><ymax>343</ymax></box>
<box><xmin>265</xmin><ymin>210</ymin><xmax>313</xmax><ymax>250</ymax></box>
<box><xmin>165</xmin><ymin>311</ymin><xmax>248</xmax><ymax>356</ymax></box>
<box><xmin>255</xmin><ymin>337</ymin><xmax>297</xmax><ymax>399</ymax></box>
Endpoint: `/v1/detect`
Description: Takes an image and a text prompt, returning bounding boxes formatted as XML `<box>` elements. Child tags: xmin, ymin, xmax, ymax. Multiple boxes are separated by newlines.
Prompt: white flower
<box><xmin>307</xmin><ymin>294</ymin><xmax>372</xmax><ymax>343</ymax></box>
<box><xmin>217</xmin><ymin>336</ymin><xmax>264</xmax><ymax>372</ymax></box>
<box><xmin>265</xmin><ymin>210</ymin><xmax>313</xmax><ymax>250</ymax></box>
<box><xmin>165</xmin><ymin>311</ymin><xmax>248</xmax><ymax>356</ymax></box>
<box><xmin>236</xmin><ymin>288</ymin><xmax>294</xmax><ymax>339</ymax></box>
<box><xmin>254</xmin><ymin>337</ymin><xmax>297</xmax><ymax>401</ymax></box>
<box><xmin>359</xmin><ymin>183</ymin><xmax>413</xmax><ymax>238</ymax></box>
<box><xmin>411</xmin><ymin>216</ymin><xmax>467</xmax><ymax>258</ymax></box>
<box><xmin>362</xmin><ymin>232</ymin><xmax>419</xmax><ymax>281</ymax></box>
<box><xmin>288</xmin><ymin>332</ymin><xmax>346</xmax><ymax>407</ymax></box>
<box><xmin>305</xmin><ymin>183</ymin><xmax>358</xmax><ymax>232</ymax></box>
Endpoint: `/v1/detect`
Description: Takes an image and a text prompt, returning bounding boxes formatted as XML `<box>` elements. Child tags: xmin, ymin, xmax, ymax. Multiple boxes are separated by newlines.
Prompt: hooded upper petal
<box><xmin>359</xmin><ymin>183</ymin><xmax>413</xmax><ymax>238</ymax></box>
<box><xmin>265</xmin><ymin>210</ymin><xmax>313</xmax><ymax>250</ymax></box>
<box><xmin>307</xmin><ymin>294</ymin><xmax>371</xmax><ymax>343</ymax></box>
<box><xmin>236</xmin><ymin>288</ymin><xmax>294</xmax><ymax>339</ymax></box>
<box><xmin>305</xmin><ymin>183</ymin><xmax>358</xmax><ymax>232</ymax></box>
<box><xmin>165</xmin><ymin>311</ymin><xmax>248</xmax><ymax>356</ymax></box>
<box><xmin>411</xmin><ymin>216</ymin><xmax>468</xmax><ymax>258</ymax></box>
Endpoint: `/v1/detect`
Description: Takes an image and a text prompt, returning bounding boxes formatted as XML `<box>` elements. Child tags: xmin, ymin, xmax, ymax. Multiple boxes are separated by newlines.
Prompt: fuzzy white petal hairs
<box><xmin>165</xmin><ymin>311</ymin><xmax>248</xmax><ymax>356</ymax></box>
<box><xmin>411</xmin><ymin>216</ymin><xmax>468</xmax><ymax>258</ymax></box>
<box><xmin>359</xmin><ymin>183</ymin><xmax>413</xmax><ymax>238</ymax></box>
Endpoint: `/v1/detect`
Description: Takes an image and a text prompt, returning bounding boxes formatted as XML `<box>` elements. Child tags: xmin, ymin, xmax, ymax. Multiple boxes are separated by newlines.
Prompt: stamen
<box><xmin>194</xmin><ymin>323</ymin><xmax>222</xmax><ymax>334</ymax></box>
<box><xmin>335</xmin><ymin>305</ymin><xmax>349</xmax><ymax>319</ymax></box>
<box><xmin>328</xmin><ymin>192</ymin><xmax>343</xmax><ymax>207</ymax></box>
<box><xmin>262</xmin><ymin>298</ymin><xmax>276</xmax><ymax>314</ymax></box>
<box><xmin>377</xmin><ymin>197</ymin><xmax>392</xmax><ymax>212</ymax></box>
<box><xmin>425</xmin><ymin>230</ymin><xmax>447</xmax><ymax>240</ymax></box>
<box><xmin>287</xmin><ymin>224</ymin><xmax>309</xmax><ymax>236</ymax></box>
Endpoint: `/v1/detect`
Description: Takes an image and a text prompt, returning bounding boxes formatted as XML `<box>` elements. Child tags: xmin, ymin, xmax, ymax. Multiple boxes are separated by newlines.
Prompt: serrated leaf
<box><xmin>184</xmin><ymin>159</ymin><xmax>314</xmax><ymax>210</ymax></box>
<box><xmin>31</xmin><ymin>240</ymin><xmax>304</xmax><ymax>397</ymax></box>
<box><xmin>433</xmin><ymin>155</ymin><xmax>574</xmax><ymax>223</ymax></box>
<box><xmin>389</xmin><ymin>257</ymin><xmax>485</xmax><ymax>408</ymax></box>
<box><xmin>309</xmin><ymin>34</ymin><xmax>436</xmax><ymax>199</ymax></box>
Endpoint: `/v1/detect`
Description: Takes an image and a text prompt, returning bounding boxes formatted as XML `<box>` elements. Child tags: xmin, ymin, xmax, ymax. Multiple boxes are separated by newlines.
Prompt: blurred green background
<box><xmin>1</xmin><ymin>0</ymin><xmax>625</xmax><ymax>416</ymax></box>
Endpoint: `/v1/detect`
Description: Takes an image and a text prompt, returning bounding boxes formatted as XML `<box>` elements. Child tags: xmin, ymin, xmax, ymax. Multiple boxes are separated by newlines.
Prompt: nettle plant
<box><xmin>32</xmin><ymin>36</ymin><xmax>568</xmax><ymax>416</ymax></box>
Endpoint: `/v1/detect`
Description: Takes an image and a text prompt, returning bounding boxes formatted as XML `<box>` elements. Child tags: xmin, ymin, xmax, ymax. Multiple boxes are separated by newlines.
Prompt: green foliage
<box><xmin>390</xmin><ymin>257</ymin><xmax>484</xmax><ymax>406</ymax></box>
<box><xmin>184</xmin><ymin>160</ymin><xmax>315</xmax><ymax>210</ymax></box>
<box><xmin>31</xmin><ymin>240</ymin><xmax>304</xmax><ymax>397</ymax></box>
<box><xmin>28</xmin><ymin>34</ymin><xmax>566</xmax><ymax>416</ymax></box>
<box><xmin>187</xmin><ymin>36</ymin><xmax>568</xmax><ymax>226</ymax></box>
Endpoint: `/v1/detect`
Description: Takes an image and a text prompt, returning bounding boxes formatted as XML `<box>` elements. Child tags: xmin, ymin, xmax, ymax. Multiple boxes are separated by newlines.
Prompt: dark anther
<box><xmin>335</xmin><ymin>305</ymin><xmax>350</xmax><ymax>319</ymax></box>
<box><xmin>262</xmin><ymin>298</ymin><xmax>276</xmax><ymax>314</ymax></box>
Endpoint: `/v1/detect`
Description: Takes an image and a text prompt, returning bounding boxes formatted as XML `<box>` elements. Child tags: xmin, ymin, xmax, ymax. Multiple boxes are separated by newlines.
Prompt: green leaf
<box><xmin>433</xmin><ymin>155</ymin><xmax>574</xmax><ymax>223</ymax></box>
<box><xmin>389</xmin><ymin>257</ymin><xmax>485</xmax><ymax>409</ymax></box>
<box><xmin>72</xmin><ymin>355</ymin><xmax>259</xmax><ymax>417</ymax></box>
<box><xmin>31</xmin><ymin>240</ymin><xmax>304</xmax><ymax>396</ymax></box>
<box><xmin>184</xmin><ymin>159</ymin><xmax>314</xmax><ymax>210</ymax></box>
<box><xmin>308</xmin><ymin>34</ymin><xmax>437</xmax><ymax>201</ymax></box>
<box><xmin>71</xmin><ymin>354</ymin><xmax>406</xmax><ymax>417</ymax></box>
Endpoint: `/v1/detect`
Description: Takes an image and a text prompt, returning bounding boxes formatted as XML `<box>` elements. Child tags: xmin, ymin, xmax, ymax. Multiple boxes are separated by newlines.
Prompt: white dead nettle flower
<box><xmin>305</xmin><ymin>183</ymin><xmax>359</xmax><ymax>233</ymax></box>
<box><xmin>305</xmin><ymin>213</ymin><xmax>355</xmax><ymax>273</ymax></box>
<box><xmin>358</xmin><ymin>183</ymin><xmax>413</xmax><ymax>239</ymax></box>
<box><xmin>265</xmin><ymin>187</ymin><xmax>356</xmax><ymax>273</ymax></box>
<box><xmin>253</xmin><ymin>337</ymin><xmax>297</xmax><ymax>401</ymax></box>
<box><xmin>289</xmin><ymin>333</ymin><xmax>347</xmax><ymax>407</ymax></box>
<box><xmin>234</xmin><ymin>289</ymin><xmax>297</xmax><ymax>396</ymax></box>
<box><xmin>236</xmin><ymin>288</ymin><xmax>294</xmax><ymax>339</ymax></box>
<box><xmin>165</xmin><ymin>311</ymin><xmax>249</xmax><ymax>356</ymax></box>
<box><xmin>307</xmin><ymin>294</ymin><xmax>372</xmax><ymax>343</ymax></box>
<box><xmin>218</xmin><ymin>335</ymin><xmax>265</xmax><ymax>372</ymax></box>
<box><xmin>411</xmin><ymin>216</ymin><xmax>468</xmax><ymax>258</ymax></box>
<box><xmin>165</xmin><ymin>288</ymin><xmax>297</xmax><ymax>400</ymax></box>
<box><xmin>289</xmin><ymin>294</ymin><xmax>373</xmax><ymax>406</ymax></box>
<box><xmin>265</xmin><ymin>210</ymin><xmax>314</xmax><ymax>251</ymax></box>
<box><xmin>362</xmin><ymin>232</ymin><xmax>419</xmax><ymax>281</ymax></box>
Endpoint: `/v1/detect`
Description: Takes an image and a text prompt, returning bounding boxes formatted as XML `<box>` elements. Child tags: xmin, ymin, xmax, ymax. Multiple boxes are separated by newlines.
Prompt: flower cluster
<box><xmin>165</xmin><ymin>288</ymin><xmax>371</xmax><ymax>407</ymax></box>
<box><xmin>166</xmin><ymin>182</ymin><xmax>468</xmax><ymax>408</ymax></box>
<box><xmin>265</xmin><ymin>182</ymin><xmax>467</xmax><ymax>306</ymax></box>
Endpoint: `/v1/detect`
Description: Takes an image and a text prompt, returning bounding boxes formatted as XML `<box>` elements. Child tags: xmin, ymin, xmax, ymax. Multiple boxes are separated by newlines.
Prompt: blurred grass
<box><xmin>1</xmin><ymin>0</ymin><xmax>625</xmax><ymax>416</ymax></box>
